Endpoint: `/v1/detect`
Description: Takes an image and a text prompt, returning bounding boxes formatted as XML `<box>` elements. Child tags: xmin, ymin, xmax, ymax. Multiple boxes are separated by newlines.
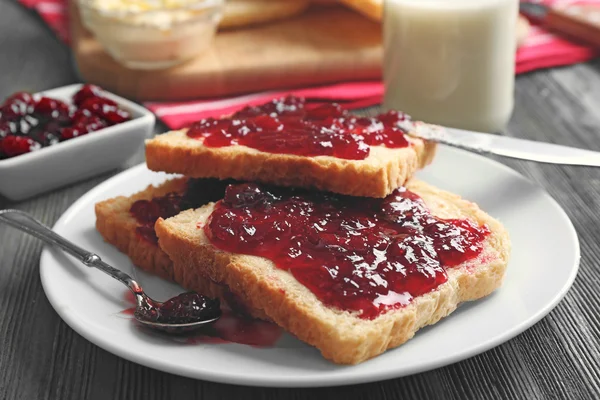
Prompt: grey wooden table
<box><xmin>1</xmin><ymin>2</ymin><xmax>599</xmax><ymax>399</ymax></box>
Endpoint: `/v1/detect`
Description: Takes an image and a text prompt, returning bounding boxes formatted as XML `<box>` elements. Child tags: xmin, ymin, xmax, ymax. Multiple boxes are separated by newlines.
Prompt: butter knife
<box><xmin>520</xmin><ymin>2</ymin><xmax>600</xmax><ymax>48</ymax></box>
<box><xmin>409</xmin><ymin>124</ymin><xmax>600</xmax><ymax>167</ymax></box>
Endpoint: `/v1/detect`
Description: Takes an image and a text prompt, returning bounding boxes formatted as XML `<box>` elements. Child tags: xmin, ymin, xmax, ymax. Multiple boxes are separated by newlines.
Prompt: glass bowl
<box><xmin>79</xmin><ymin>0</ymin><xmax>224</xmax><ymax>70</ymax></box>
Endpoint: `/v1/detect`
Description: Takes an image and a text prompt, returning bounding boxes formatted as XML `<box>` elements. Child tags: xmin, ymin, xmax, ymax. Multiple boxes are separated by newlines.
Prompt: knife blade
<box><xmin>408</xmin><ymin>124</ymin><xmax>600</xmax><ymax>167</ymax></box>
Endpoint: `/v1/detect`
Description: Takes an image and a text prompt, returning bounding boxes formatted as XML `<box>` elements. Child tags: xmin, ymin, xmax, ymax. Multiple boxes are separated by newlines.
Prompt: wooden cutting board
<box><xmin>69</xmin><ymin>2</ymin><xmax>382</xmax><ymax>102</ymax></box>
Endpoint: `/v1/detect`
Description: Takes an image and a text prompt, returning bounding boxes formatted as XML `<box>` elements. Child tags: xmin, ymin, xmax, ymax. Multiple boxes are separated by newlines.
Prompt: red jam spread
<box><xmin>186</xmin><ymin>97</ymin><xmax>411</xmax><ymax>160</ymax></box>
<box><xmin>0</xmin><ymin>85</ymin><xmax>131</xmax><ymax>159</ymax></box>
<box><xmin>205</xmin><ymin>183</ymin><xmax>490</xmax><ymax>319</ymax></box>
<box><xmin>130</xmin><ymin>179</ymin><xmax>233</xmax><ymax>245</ymax></box>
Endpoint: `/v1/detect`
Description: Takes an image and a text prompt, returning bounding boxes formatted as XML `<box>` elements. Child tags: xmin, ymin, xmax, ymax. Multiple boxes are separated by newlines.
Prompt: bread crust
<box><xmin>94</xmin><ymin>178</ymin><xmax>269</xmax><ymax>320</ymax></box>
<box><xmin>340</xmin><ymin>0</ymin><xmax>382</xmax><ymax>21</ymax></box>
<box><xmin>146</xmin><ymin>129</ymin><xmax>437</xmax><ymax>198</ymax></box>
<box><xmin>220</xmin><ymin>0</ymin><xmax>310</xmax><ymax>29</ymax></box>
<box><xmin>155</xmin><ymin>179</ymin><xmax>511</xmax><ymax>364</ymax></box>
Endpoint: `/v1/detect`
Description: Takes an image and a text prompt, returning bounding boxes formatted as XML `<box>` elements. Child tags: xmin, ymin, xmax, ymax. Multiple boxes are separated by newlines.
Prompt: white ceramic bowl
<box><xmin>0</xmin><ymin>84</ymin><xmax>155</xmax><ymax>201</ymax></box>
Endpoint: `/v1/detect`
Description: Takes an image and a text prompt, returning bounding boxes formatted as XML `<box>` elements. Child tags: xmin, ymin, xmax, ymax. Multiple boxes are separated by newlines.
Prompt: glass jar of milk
<box><xmin>383</xmin><ymin>0</ymin><xmax>518</xmax><ymax>132</ymax></box>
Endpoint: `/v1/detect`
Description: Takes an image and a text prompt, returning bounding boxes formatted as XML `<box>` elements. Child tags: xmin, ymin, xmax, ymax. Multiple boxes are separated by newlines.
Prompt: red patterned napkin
<box><xmin>18</xmin><ymin>0</ymin><xmax>599</xmax><ymax>129</ymax></box>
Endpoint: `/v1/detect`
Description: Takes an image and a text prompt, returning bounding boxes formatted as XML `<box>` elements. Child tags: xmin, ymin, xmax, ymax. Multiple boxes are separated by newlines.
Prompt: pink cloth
<box><xmin>19</xmin><ymin>0</ymin><xmax>599</xmax><ymax>129</ymax></box>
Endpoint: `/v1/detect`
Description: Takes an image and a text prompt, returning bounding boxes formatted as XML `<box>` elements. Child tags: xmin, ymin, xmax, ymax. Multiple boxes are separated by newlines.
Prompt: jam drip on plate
<box><xmin>120</xmin><ymin>291</ymin><xmax>282</xmax><ymax>347</ymax></box>
<box><xmin>187</xmin><ymin>97</ymin><xmax>412</xmax><ymax>160</ymax></box>
<box><xmin>130</xmin><ymin>178</ymin><xmax>233</xmax><ymax>245</ymax></box>
<box><xmin>205</xmin><ymin>183</ymin><xmax>490</xmax><ymax>319</ymax></box>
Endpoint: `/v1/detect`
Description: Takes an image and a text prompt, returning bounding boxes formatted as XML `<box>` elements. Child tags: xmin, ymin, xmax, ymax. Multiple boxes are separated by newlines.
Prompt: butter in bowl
<box><xmin>78</xmin><ymin>0</ymin><xmax>224</xmax><ymax>70</ymax></box>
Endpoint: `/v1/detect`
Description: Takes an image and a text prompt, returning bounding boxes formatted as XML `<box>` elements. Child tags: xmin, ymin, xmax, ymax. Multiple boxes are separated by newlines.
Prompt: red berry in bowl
<box><xmin>60</xmin><ymin>127</ymin><xmax>86</xmax><ymax>141</ymax></box>
<box><xmin>102</xmin><ymin>108</ymin><xmax>130</xmax><ymax>125</ymax></box>
<box><xmin>80</xmin><ymin>97</ymin><xmax>129</xmax><ymax>125</ymax></box>
<box><xmin>32</xmin><ymin>130</ymin><xmax>60</xmax><ymax>147</ymax></box>
<box><xmin>70</xmin><ymin>108</ymin><xmax>93</xmax><ymax>125</ymax></box>
<box><xmin>0</xmin><ymin>135</ymin><xmax>40</xmax><ymax>157</ymax></box>
<box><xmin>6</xmin><ymin>92</ymin><xmax>34</xmax><ymax>106</ymax></box>
<box><xmin>80</xmin><ymin>116</ymin><xmax>107</xmax><ymax>133</ymax></box>
<box><xmin>1</xmin><ymin>92</ymin><xmax>34</xmax><ymax>121</ymax></box>
<box><xmin>80</xmin><ymin>96</ymin><xmax>117</xmax><ymax>113</ymax></box>
<box><xmin>34</xmin><ymin>97</ymin><xmax>70</xmax><ymax>121</ymax></box>
<box><xmin>73</xmin><ymin>84</ymin><xmax>103</xmax><ymax>107</ymax></box>
<box><xmin>0</xmin><ymin>85</ymin><xmax>132</xmax><ymax>159</ymax></box>
<box><xmin>0</xmin><ymin>121</ymin><xmax>18</xmax><ymax>138</ymax></box>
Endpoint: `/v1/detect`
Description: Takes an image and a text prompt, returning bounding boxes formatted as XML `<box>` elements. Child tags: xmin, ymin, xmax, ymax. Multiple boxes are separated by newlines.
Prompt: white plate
<box><xmin>39</xmin><ymin>146</ymin><xmax>580</xmax><ymax>387</ymax></box>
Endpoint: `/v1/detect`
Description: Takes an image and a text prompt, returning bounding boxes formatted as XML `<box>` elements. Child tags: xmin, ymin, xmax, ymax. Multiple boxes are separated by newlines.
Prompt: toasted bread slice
<box><xmin>146</xmin><ymin>128</ymin><xmax>436</xmax><ymax>198</ymax></box>
<box><xmin>340</xmin><ymin>0</ymin><xmax>382</xmax><ymax>21</ymax></box>
<box><xmin>155</xmin><ymin>179</ymin><xmax>510</xmax><ymax>364</ymax></box>
<box><xmin>220</xmin><ymin>0</ymin><xmax>310</xmax><ymax>29</ymax></box>
<box><xmin>94</xmin><ymin>178</ymin><xmax>269</xmax><ymax>320</ymax></box>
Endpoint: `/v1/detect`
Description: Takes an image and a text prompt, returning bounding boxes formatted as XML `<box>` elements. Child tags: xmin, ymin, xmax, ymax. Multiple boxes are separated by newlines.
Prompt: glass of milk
<box><xmin>383</xmin><ymin>0</ymin><xmax>518</xmax><ymax>132</ymax></box>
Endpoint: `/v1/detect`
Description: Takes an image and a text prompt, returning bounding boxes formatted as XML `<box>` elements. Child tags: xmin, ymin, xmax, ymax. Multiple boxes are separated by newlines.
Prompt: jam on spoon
<box><xmin>134</xmin><ymin>290</ymin><xmax>221</xmax><ymax>325</ymax></box>
<box><xmin>0</xmin><ymin>209</ymin><xmax>221</xmax><ymax>333</ymax></box>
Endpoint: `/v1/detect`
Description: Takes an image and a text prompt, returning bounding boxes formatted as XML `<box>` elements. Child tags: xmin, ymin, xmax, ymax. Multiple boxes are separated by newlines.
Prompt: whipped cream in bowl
<box><xmin>79</xmin><ymin>0</ymin><xmax>224</xmax><ymax>70</ymax></box>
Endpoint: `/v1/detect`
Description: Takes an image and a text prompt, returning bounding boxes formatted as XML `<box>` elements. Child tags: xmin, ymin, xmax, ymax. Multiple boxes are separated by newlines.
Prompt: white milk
<box><xmin>383</xmin><ymin>0</ymin><xmax>518</xmax><ymax>132</ymax></box>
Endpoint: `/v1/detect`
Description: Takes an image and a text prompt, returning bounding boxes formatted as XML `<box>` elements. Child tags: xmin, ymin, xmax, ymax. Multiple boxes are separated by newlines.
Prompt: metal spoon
<box><xmin>0</xmin><ymin>209</ymin><xmax>221</xmax><ymax>333</ymax></box>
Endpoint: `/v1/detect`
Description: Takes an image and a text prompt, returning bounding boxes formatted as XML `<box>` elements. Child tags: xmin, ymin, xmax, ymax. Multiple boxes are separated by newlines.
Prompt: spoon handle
<box><xmin>0</xmin><ymin>209</ymin><xmax>140</xmax><ymax>290</ymax></box>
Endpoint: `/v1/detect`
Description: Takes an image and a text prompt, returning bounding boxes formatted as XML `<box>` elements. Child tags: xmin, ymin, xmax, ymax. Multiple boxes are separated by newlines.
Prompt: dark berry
<box><xmin>0</xmin><ymin>121</ymin><xmax>18</xmax><ymax>138</ymax></box>
<box><xmin>0</xmin><ymin>85</ymin><xmax>129</xmax><ymax>158</ymax></box>
<box><xmin>6</xmin><ymin>92</ymin><xmax>34</xmax><ymax>106</ymax></box>
<box><xmin>43</xmin><ymin>120</ymin><xmax>61</xmax><ymax>135</ymax></box>
<box><xmin>81</xmin><ymin>116</ymin><xmax>107</xmax><ymax>133</ymax></box>
<box><xmin>18</xmin><ymin>115</ymin><xmax>40</xmax><ymax>135</ymax></box>
<box><xmin>80</xmin><ymin>96</ymin><xmax>117</xmax><ymax>113</ymax></box>
<box><xmin>80</xmin><ymin>97</ymin><xmax>129</xmax><ymax>125</ymax></box>
<box><xmin>70</xmin><ymin>108</ymin><xmax>93</xmax><ymax>125</ymax></box>
<box><xmin>73</xmin><ymin>84</ymin><xmax>103</xmax><ymax>107</ymax></box>
<box><xmin>34</xmin><ymin>97</ymin><xmax>70</xmax><ymax>121</ymax></box>
<box><xmin>60</xmin><ymin>127</ymin><xmax>86</xmax><ymax>141</ymax></box>
<box><xmin>31</xmin><ymin>130</ymin><xmax>60</xmax><ymax>146</ymax></box>
<box><xmin>1</xmin><ymin>92</ymin><xmax>34</xmax><ymax>121</ymax></box>
<box><xmin>0</xmin><ymin>135</ymin><xmax>40</xmax><ymax>157</ymax></box>
<box><xmin>102</xmin><ymin>108</ymin><xmax>130</xmax><ymax>125</ymax></box>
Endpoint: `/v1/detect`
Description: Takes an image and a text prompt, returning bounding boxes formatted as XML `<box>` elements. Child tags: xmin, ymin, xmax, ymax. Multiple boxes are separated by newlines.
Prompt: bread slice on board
<box><xmin>94</xmin><ymin>178</ymin><xmax>269</xmax><ymax>320</ymax></box>
<box><xmin>155</xmin><ymin>179</ymin><xmax>511</xmax><ymax>364</ymax></box>
<box><xmin>340</xmin><ymin>0</ymin><xmax>382</xmax><ymax>21</ymax></box>
<box><xmin>145</xmin><ymin>129</ymin><xmax>436</xmax><ymax>199</ymax></box>
<box><xmin>220</xmin><ymin>0</ymin><xmax>310</xmax><ymax>29</ymax></box>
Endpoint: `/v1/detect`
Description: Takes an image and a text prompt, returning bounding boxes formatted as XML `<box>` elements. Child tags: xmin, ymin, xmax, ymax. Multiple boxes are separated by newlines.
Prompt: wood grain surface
<box><xmin>1</xmin><ymin>2</ymin><xmax>599</xmax><ymax>399</ymax></box>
